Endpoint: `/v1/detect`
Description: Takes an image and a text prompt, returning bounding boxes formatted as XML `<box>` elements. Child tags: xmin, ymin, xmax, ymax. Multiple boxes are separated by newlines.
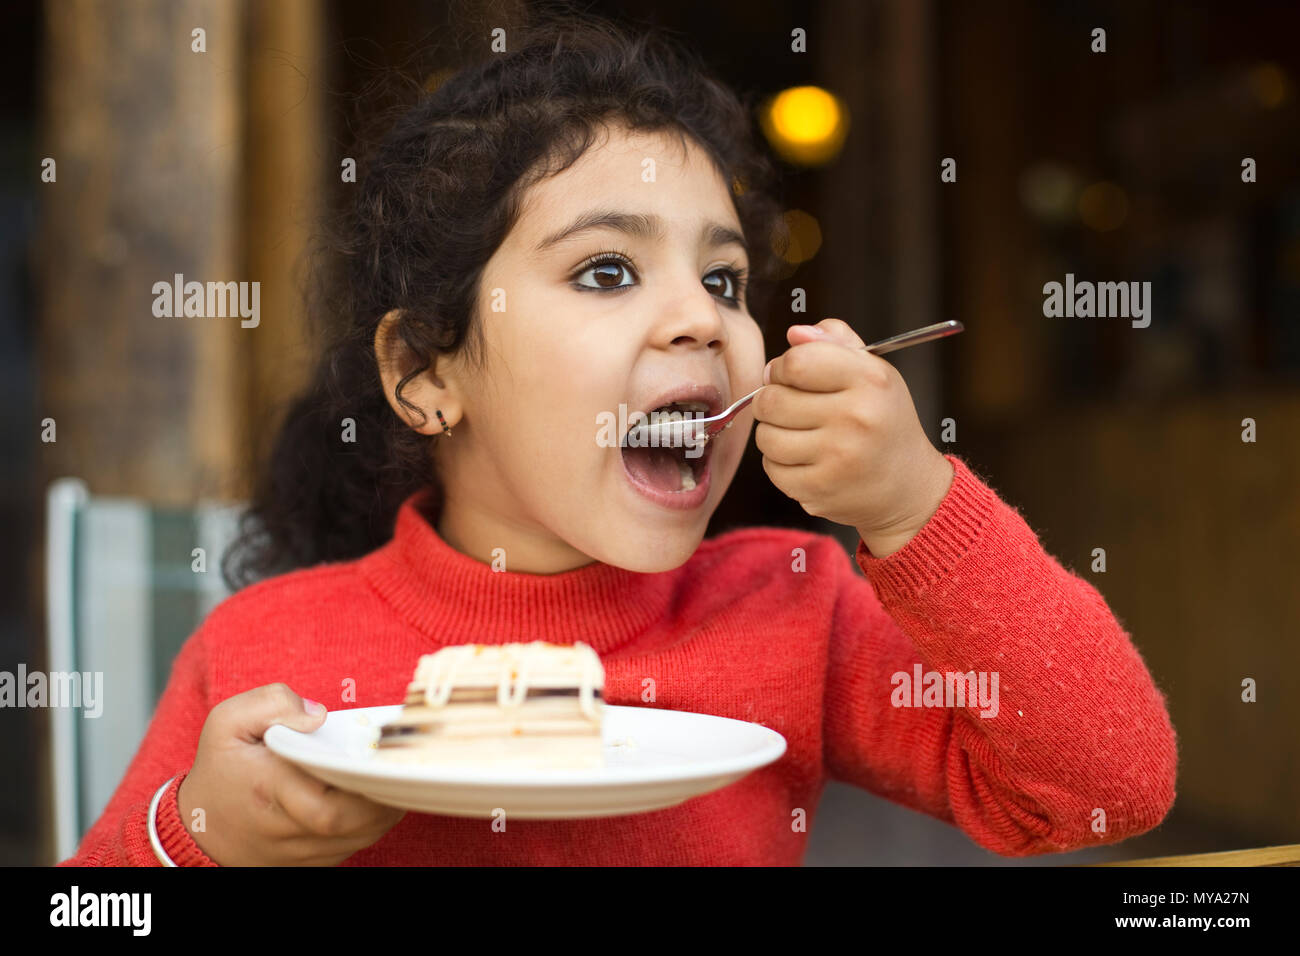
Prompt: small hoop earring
<box><xmin>435</xmin><ymin>409</ymin><xmax>452</xmax><ymax>437</ymax></box>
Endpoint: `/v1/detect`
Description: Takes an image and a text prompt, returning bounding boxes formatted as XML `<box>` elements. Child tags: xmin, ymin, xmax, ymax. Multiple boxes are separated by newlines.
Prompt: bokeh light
<box><xmin>761</xmin><ymin>86</ymin><xmax>849</xmax><ymax>166</ymax></box>
<box><xmin>1249</xmin><ymin>62</ymin><xmax>1289</xmax><ymax>109</ymax></box>
<box><xmin>773</xmin><ymin>209</ymin><xmax>823</xmax><ymax>265</ymax></box>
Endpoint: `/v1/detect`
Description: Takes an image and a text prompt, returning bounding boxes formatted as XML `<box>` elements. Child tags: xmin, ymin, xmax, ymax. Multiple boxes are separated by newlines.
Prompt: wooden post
<box><xmin>36</xmin><ymin>0</ymin><xmax>246</xmax><ymax>504</ymax></box>
<box><xmin>240</xmin><ymin>0</ymin><xmax>325</xmax><ymax>475</ymax></box>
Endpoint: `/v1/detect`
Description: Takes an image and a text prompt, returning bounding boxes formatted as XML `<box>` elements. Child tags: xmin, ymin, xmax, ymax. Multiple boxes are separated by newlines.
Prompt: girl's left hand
<box><xmin>754</xmin><ymin>317</ymin><xmax>954</xmax><ymax>558</ymax></box>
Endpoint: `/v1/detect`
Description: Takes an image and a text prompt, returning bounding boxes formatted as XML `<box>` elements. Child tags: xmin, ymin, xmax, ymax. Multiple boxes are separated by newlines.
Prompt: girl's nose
<box><xmin>654</xmin><ymin>283</ymin><xmax>729</xmax><ymax>352</ymax></box>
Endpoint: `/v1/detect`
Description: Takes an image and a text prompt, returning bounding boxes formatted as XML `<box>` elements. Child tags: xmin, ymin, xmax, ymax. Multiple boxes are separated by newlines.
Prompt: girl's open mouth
<box><xmin>620</xmin><ymin>400</ymin><xmax>716</xmax><ymax>508</ymax></box>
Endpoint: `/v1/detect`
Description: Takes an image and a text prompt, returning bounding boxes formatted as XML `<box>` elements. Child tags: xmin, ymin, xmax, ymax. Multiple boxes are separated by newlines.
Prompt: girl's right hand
<box><xmin>176</xmin><ymin>683</ymin><xmax>406</xmax><ymax>866</ymax></box>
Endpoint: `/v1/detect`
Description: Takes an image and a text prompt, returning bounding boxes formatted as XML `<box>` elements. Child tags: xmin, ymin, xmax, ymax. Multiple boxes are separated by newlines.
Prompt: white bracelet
<box><xmin>148</xmin><ymin>775</ymin><xmax>179</xmax><ymax>867</ymax></box>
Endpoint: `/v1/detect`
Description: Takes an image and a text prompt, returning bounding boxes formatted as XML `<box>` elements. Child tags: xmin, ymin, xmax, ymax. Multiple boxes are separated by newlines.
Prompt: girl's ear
<box><xmin>373</xmin><ymin>309</ymin><xmax>463</xmax><ymax>434</ymax></box>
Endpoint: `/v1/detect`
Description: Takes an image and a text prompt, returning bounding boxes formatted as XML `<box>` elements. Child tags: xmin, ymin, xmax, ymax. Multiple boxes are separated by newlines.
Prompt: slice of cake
<box><xmin>374</xmin><ymin>641</ymin><xmax>605</xmax><ymax>770</ymax></box>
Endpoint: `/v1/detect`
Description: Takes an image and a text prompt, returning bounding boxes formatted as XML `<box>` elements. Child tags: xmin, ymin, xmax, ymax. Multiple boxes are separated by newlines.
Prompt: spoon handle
<box><xmin>862</xmin><ymin>319</ymin><xmax>964</xmax><ymax>355</ymax></box>
<box><xmin>701</xmin><ymin>320</ymin><xmax>965</xmax><ymax>438</ymax></box>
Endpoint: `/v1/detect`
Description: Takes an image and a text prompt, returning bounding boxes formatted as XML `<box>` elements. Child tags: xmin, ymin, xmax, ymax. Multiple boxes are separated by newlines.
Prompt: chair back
<box><xmin>45</xmin><ymin>477</ymin><xmax>246</xmax><ymax>863</ymax></box>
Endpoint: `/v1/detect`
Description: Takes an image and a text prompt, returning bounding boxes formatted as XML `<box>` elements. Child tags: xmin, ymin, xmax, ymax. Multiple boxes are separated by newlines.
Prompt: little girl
<box><xmin>61</xmin><ymin>14</ymin><xmax>1177</xmax><ymax>866</ymax></box>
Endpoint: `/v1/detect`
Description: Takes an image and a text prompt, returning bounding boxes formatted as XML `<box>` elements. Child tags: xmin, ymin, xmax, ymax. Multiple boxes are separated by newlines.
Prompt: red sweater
<box><xmin>58</xmin><ymin>454</ymin><xmax>1177</xmax><ymax>866</ymax></box>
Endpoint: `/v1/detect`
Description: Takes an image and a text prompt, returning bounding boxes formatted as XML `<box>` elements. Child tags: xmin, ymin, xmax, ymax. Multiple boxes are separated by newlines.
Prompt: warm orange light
<box><xmin>1249</xmin><ymin>63</ymin><xmax>1288</xmax><ymax>109</ymax></box>
<box><xmin>761</xmin><ymin>87</ymin><xmax>849</xmax><ymax>166</ymax></box>
<box><xmin>773</xmin><ymin>209</ymin><xmax>823</xmax><ymax>265</ymax></box>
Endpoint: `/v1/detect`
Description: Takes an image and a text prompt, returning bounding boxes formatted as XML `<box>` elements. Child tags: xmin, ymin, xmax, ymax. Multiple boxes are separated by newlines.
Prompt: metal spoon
<box><xmin>625</xmin><ymin>320</ymin><xmax>964</xmax><ymax>449</ymax></box>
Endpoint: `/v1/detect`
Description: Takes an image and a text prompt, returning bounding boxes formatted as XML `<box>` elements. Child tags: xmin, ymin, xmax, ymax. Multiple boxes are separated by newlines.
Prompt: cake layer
<box><xmin>374</xmin><ymin>641</ymin><xmax>607</xmax><ymax>770</ymax></box>
<box><xmin>384</xmin><ymin>696</ymin><xmax>601</xmax><ymax>727</ymax></box>
<box><xmin>379</xmin><ymin>716</ymin><xmax>602</xmax><ymax>738</ymax></box>
<box><xmin>404</xmin><ymin>642</ymin><xmax>604</xmax><ymax>714</ymax></box>
<box><xmin>401</xmin><ymin>686</ymin><xmax>604</xmax><ymax>706</ymax></box>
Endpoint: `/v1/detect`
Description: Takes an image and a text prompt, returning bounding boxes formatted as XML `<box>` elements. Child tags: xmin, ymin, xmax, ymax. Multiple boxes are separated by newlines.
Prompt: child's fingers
<box><xmin>760</xmin><ymin>457</ymin><xmax>820</xmax><ymax>504</ymax></box>
<box><xmin>764</xmin><ymin>341</ymin><xmax>868</xmax><ymax>392</ymax></box>
<box><xmin>754</xmin><ymin>423</ymin><xmax>822</xmax><ymax>466</ymax></box>
<box><xmin>212</xmin><ymin>682</ymin><xmax>326</xmax><ymax>745</ymax></box>
<box><xmin>270</xmin><ymin>757</ymin><xmax>404</xmax><ymax>839</ymax></box>
<box><xmin>750</xmin><ymin>382</ymin><xmax>826</xmax><ymax>430</ymax></box>
<box><xmin>786</xmin><ymin>318</ymin><xmax>867</xmax><ymax>350</ymax></box>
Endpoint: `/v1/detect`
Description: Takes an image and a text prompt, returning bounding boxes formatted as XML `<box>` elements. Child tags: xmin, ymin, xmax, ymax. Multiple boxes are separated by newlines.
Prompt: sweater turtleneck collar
<box><xmin>358</xmin><ymin>487</ymin><xmax>677</xmax><ymax>655</ymax></box>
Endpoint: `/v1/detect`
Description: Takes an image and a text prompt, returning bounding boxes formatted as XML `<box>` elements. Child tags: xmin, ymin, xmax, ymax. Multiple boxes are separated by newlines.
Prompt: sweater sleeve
<box><xmin>822</xmin><ymin>453</ymin><xmax>1178</xmax><ymax>856</ymax></box>
<box><xmin>56</xmin><ymin>625</ymin><xmax>219</xmax><ymax>867</ymax></box>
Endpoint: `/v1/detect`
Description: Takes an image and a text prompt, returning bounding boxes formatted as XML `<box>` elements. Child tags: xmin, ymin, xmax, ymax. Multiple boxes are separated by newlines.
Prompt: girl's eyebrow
<box><xmin>533</xmin><ymin>208</ymin><xmax>748</xmax><ymax>258</ymax></box>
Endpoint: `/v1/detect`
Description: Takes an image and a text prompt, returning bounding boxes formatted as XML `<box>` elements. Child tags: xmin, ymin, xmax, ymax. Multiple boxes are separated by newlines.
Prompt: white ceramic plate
<box><xmin>263</xmin><ymin>704</ymin><xmax>787</xmax><ymax>819</ymax></box>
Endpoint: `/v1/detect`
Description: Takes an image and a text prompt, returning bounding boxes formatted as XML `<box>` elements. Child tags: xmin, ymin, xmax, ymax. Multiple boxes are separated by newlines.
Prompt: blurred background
<box><xmin>2</xmin><ymin>0</ymin><xmax>1298</xmax><ymax>866</ymax></box>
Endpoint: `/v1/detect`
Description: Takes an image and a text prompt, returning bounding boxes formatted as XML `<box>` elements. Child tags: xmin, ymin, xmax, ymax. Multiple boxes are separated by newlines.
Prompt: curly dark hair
<box><xmin>221</xmin><ymin>10</ymin><xmax>786</xmax><ymax>591</ymax></box>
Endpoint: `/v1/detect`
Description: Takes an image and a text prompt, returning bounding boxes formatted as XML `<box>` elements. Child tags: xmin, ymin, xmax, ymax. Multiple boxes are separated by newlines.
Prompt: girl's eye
<box><xmin>574</xmin><ymin>256</ymin><xmax>637</xmax><ymax>291</ymax></box>
<box><xmin>571</xmin><ymin>254</ymin><xmax>749</xmax><ymax>305</ymax></box>
<box><xmin>703</xmin><ymin>268</ymin><xmax>747</xmax><ymax>303</ymax></box>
